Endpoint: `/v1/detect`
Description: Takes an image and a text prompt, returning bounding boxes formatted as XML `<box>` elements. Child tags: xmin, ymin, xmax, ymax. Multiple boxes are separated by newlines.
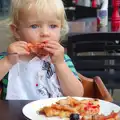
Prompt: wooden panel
<box><xmin>78</xmin><ymin>73</ymin><xmax>113</xmax><ymax>102</ymax></box>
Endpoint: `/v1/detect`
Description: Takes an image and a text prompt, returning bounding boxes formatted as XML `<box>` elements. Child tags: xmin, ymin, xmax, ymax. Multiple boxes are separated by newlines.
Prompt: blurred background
<box><xmin>0</xmin><ymin>0</ymin><xmax>11</xmax><ymax>52</ymax></box>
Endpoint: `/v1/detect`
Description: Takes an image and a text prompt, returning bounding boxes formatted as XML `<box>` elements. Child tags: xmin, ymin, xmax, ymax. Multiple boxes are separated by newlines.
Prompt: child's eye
<box><xmin>30</xmin><ymin>24</ymin><xmax>39</xmax><ymax>29</ymax></box>
<box><xmin>50</xmin><ymin>25</ymin><xmax>57</xmax><ymax>28</ymax></box>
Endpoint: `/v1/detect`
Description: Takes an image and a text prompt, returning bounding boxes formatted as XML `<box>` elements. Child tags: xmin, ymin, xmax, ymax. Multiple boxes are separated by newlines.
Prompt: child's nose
<box><xmin>40</xmin><ymin>26</ymin><xmax>49</xmax><ymax>37</ymax></box>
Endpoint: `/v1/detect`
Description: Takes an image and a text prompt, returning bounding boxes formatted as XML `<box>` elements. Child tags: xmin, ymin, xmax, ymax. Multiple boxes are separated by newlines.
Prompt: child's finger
<box><xmin>18</xmin><ymin>50</ymin><xmax>30</xmax><ymax>55</ymax></box>
<box><xmin>16</xmin><ymin>47</ymin><xmax>30</xmax><ymax>55</ymax></box>
<box><xmin>16</xmin><ymin>41</ymin><xmax>28</xmax><ymax>46</ymax></box>
<box><xmin>26</xmin><ymin>43</ymin><xmax>33</xmax><ymax>52</ymax></box>
<box><xmin>27</xmin><ymin>43</ymin><xmax>33</xmax><ymax>47</ymax></box>
<box><xmin>17</xmin><ymin>44</ymin><xmax>30</xmax><ymax>52</ymax></box>
<box><xmin>15</xmin><ymin>43</ymin><xmax>29</xmax><ymax>49</ymax></box>
<box><xmin>45</xmin><ymin>43</ymin><xmax>58</xmax><ymax>49</ymax></box>
<box><xmin>25</xmin><ymin>46</ymin><xmax>30</xmax><ymax>52</ymax></box>
<box><xmin>43</xmin><ymin>47</ymin><xmax>54</xmax><ymax>54</ymax></box>
<box><xmin>38</xmin><ymin>44</ymin><xmax>45</xmax><ymax>49</ymax></box>
<box><xmin>20</xmin><ymin>44</ymin><xmax>29</xmax><ymax>48</ymax></box>
<box><xmin>47</xmin><ymin>40</ymin><xmax>60</xmax><ymax>46</ymax></box>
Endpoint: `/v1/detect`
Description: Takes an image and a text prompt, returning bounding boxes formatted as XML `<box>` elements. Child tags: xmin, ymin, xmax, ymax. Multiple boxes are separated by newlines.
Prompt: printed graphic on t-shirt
<box><xmin>42</xmin><ymin>61</ymin><xmax>54</xmax><ymax>79</ymax></box>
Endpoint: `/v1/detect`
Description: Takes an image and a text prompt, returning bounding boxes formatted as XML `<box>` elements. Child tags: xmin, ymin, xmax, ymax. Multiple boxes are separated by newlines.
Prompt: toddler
<box><xmin>0</xmin><ymin>0</ymin><xmax>84</xmax><ymax>100</ymax></box>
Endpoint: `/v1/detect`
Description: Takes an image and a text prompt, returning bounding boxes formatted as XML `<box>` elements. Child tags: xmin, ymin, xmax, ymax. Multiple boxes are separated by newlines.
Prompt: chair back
<box><xmin>78</xmin><ymin>73</ymin><xmax>113</xmax><ymax>102</ymax></box>
<box><xmin>67</xmin><ymin>33</ymin><xmax>120</xmax><ymax>90</ymax></box>
<box><xmin>75</xmin><ymin>5</ymin><xmax>96</xmax><ymax>19</ymax></box>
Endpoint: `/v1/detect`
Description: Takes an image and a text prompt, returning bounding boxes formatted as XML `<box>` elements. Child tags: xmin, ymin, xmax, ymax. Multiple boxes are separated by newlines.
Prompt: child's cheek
<box><xmin>53</xmin><ymin>31</ymin><xmax>61</xmax><ymax>42</ymax></box>
<box><xmin>27</xmin><ymin>30</ymin><xmax>40</xmax><ymax>44</ymax></box>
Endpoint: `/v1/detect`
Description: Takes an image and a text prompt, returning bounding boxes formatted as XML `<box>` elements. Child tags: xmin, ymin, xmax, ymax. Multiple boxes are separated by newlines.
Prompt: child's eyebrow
<box><xmin>49</xmin><ymin>20</ymin><xmax>61</xmax><ymax>24</ymax></box>
<box><xmin>27</xmin><ymin>20</ymin><xmax>40</xmax><ymax>24</ymax></box>
<box><xmin>28</xmin><ymin>20</ymin><xmax>61</xmax><ymax>24</ymax></box>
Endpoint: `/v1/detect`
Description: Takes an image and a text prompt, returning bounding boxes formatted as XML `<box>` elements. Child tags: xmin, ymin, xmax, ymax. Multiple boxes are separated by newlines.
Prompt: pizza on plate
<box><xmin>39</xmin><ymin>96</ymin><xmax>100</xmax><ymax>118</ymax></box>
<box><xmin>39</xmin><ymin>97</ymin><xmax>120</xmax><ymax>119</ymax></box>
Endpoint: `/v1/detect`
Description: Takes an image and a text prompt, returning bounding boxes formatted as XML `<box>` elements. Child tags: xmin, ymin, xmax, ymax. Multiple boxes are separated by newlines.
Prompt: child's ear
<box><xmin>10</xmin><ymin>24</ymin><xmax>20</xmax><ymax>39</ymax></box>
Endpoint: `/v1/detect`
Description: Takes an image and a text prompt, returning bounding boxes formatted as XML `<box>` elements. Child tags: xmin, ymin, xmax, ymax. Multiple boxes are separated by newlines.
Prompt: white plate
<box><xmin>22</xmin><ymin>97</ymin><xmax>120</xmax><ymax>120</ymax></box>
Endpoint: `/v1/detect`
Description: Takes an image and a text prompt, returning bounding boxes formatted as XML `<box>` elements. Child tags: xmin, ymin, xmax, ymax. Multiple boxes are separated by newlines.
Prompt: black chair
<box><xmin>67</xmin><ymin>33</ymin><xmax>120</xmax><ymax>95</ymax></box>
<box><xmin>64</xmin><ymin>1</ymin><xmax>112</xmax><ymax>21</ymax></box>
<box><xmin>65</xmin><ymin>9</ymin><xmax>75</xmax><ymax>21</ymax></box>
<box><xmin>74</xmin><ymin>4</ymin><xmax>113</xmax><ymax>20</ymax></box>
<box><xmin>62</xmin><ymin>0</ymin><xmax>74</xmax><ymax>7</ymax></box>
<box><xmin>74</xmin><ymin>5</ymin><xmax>97</xmax><ymax>19</ymax></box>
<box><xmin>62</xmin><ymin>0</ymin><xmax>76</xmax><ymax>21</ymax></box>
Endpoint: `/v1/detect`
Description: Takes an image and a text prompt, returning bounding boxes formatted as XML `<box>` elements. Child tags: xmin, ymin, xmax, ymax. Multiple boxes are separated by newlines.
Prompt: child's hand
<box><xmin>44</xmin><ymin>41</ymin><xmax>64</xmax><ymax>65</ymax></box>
<box><xmin>7</xmin><ymin>41</ymin><xmax>29</xmax><ymax>65</ymax></box>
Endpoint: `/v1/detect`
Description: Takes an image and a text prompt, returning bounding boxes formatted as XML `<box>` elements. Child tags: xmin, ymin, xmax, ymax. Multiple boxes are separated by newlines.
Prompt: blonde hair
<box><xmin>10</xmin><ymin>0</ymin><xmax>69</xmax><ymax>41</ymax></box>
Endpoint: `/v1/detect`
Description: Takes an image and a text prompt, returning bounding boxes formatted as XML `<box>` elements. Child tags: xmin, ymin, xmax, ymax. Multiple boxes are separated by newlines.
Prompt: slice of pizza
<box><xmin>39</xmin><ymin>104</ymin><xmax>76</xmax><ymax>118</ymax></box>
<box><xmin>40</xmin><ymin>106</ymin><xmax>61</xmax><ymax>117</ymax></box>
<box><xmin>81</xmin><ymin>111</ymin><xmax>120</xmax><ymax>120</ymax></box>
<box><xmin>78</xmin><ymin>99</ymin><xmax>100</xmax><ymax>116</ymax></box>
<box><xmin>27</xmin><ymin>41</ymin><xmax>49</xmax><ymax>56</ymax></box>
<box><xmin>39</xmin><ymin>97</ymin><xmax>80</xmax><ymax>118</ymax></box>
<box><xmin>27</xmin><ymin>43</ymin><xmax>38</xmax><ymax>54</ymax></box>
<box><xmin>39</xmin><ymin>97</ymin><xmax>100</xmax><ymax>118</ymax></box>
<box><xmin>56</xmin><ymin>96</ymin><xmax>81</xmax><ymax>107</ymax></box>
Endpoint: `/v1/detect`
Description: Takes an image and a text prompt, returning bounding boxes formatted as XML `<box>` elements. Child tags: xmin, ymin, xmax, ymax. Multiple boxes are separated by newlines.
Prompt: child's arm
<box><xmin>0</xmin><ymin>41</ymin><xmax>29</xmax><ymax>81</ymax></box>
<box><xmin>44</xmin><ymin>41</ymin><xmax>84</xmax><ymax>97</ymax></box>
<box><xmin>0</xmin><ymin>57</ymin><xmax>12</xmax><ymax>81</ymax></box>
<box><xmin>55</xmin><ymin>62</ymin><xmax>84</xmax><ymax>97</ymax></box>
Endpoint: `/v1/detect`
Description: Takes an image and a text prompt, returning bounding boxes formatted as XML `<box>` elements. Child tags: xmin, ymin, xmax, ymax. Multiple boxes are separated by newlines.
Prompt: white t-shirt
<box><xmin>6</xmin><ymin>56</ymin><xmax>63</xmax><ymax>100</ymax></box>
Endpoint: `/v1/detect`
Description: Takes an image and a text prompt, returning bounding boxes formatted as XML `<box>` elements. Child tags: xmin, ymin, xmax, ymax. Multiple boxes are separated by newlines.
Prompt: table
<box><xmin>0</xmin><ymin>100</ymin><xmax>32</xmax><ymax>120</ymax></box>
<box><xmin>0</xmin><ymin>100</ymin><xmax>120</xmax><ymax>120</ymax></box>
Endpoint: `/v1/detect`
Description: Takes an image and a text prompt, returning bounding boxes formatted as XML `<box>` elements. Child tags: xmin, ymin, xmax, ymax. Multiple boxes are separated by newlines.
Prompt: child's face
<box><xmin>12</xmin><ymin>4</ymin><xmax>62</xmax><ymax>44</ymax></box>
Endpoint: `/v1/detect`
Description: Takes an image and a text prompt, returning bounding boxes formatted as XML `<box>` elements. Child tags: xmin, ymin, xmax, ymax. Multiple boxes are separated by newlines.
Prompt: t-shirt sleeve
<box><xmin>0</xmin><ymin>55</ymin><xmax>9</xmax><ymax>99</ymax></box>
<box><xmin>64</xmin><ymin>54</ymin><xmax>80</xmax><ymax>81</ymax></box>
<box><xmin>0</xmin><ymin>55</ymin><xmax>4</xmax><ymax>96</ymax></box>
<box><xmin>0</xmin><ymin>55</ymin><xmax>4</xmax><ymax>60</ymax></box>
<box><xmin>0</xmin><ymin>55</ymin><xmax>8</xmax><ymax>81</ymax></box>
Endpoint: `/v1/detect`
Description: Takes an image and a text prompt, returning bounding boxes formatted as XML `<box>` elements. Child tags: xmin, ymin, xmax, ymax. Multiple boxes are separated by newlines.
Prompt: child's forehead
<box><xmin>18</xmin><ymin>4</ymin><xmax>62</xmax><ymax>23</ymax></box>
<box><xmin>19</xmin><ymin>9</ymin><xmax>61</xmax><ymax>24</ymax></box>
